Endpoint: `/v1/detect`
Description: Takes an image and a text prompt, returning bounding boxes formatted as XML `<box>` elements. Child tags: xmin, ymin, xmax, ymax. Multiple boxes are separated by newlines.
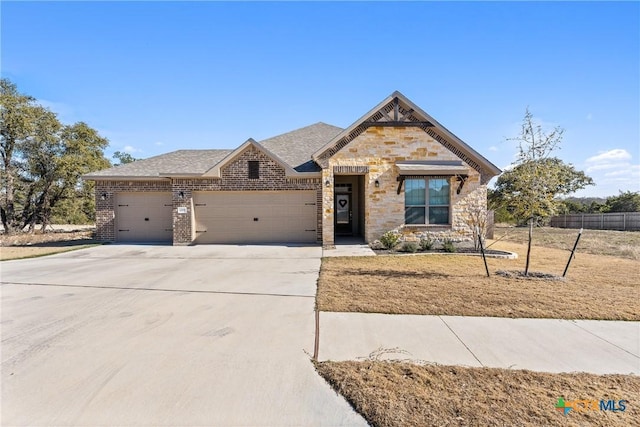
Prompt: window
<box><xmin>248</xmin><ymin>161</ymin><xmax>259</xmax><ymax>179</ymax></box>
<box><xmin>404</xmin><ymin>178</ymin><xmax>450</xmax><ymax>224</ymax></box>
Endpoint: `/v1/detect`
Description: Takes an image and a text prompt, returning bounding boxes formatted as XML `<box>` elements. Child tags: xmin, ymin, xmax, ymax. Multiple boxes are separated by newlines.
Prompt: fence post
<box><xmin>601</xmin><ymin>213</ymin><xmax>604</xmax><ymax>229</ymax></box>
<box><xmin>581</xmin><ymin>214</ymin><xmax>584</xmax><ymax>229</ymax></box>
<box><xmin>623</xmin><ymin>213</ymin><xmax>626</xmax><ymax>231</ymax></box>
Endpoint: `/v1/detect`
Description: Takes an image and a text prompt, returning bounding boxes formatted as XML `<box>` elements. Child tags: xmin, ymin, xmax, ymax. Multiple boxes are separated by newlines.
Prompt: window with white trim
<box><xmin>404</xmin><ymin>178</ymin><xmax>450</xmax><ymax>224</ymax></box>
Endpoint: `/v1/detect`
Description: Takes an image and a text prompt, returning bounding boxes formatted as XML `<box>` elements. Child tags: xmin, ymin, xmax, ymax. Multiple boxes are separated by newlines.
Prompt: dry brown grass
<box><xmin>493</xmin><ymin>225</ymin><xmax>640</xmax><ymax>260</ymax></box>
<box><xmin>0</xmin><ymin>231</ymin><xmax>98</xmax><ymax>260</ymax></box>
<box><xmin>315</xmin><ymin>360</ymin><xmax>640</xmax><ymax>427</ymax></box>
<box><xmin>317</xmin><ymin>241</ymin><xmax>640</xmax><ymax>320</ymax></box>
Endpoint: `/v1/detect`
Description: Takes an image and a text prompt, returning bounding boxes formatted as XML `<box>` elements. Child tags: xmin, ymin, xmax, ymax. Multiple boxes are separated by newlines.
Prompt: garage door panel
<box><xmin>116</xmin><ymin>193</ymin><xmax>173</xmax><ymax>243</ymax></box>
<box><xmin>193</xmin><ymin>191</ymin><xmax>317</xmax><ymax>244</ymax></box>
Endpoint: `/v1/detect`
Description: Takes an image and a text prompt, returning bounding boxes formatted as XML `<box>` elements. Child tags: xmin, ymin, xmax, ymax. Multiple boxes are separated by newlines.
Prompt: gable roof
<box><xmin>203</xmin><ymin>138</ymin><xmax>314</xmax><ymax>178</ymax></box>
<box><xmin>84</xmin><ymin>149</ymin><xmax>233</xmax><ymax>179</ymax></box>
<box><xmin>312</xmin><ymin>91</ymin><xmax>501</xmax><ymax>179</ymax></box>
<box><xmin>260</xmin><ymin>122</ymin><xmax>342</xmax><ymax>172</ymax></box>
<box><xmin>84</xmin><ymin>122</ymin><xmax>339</xmax><ymax>180</ymax></box>
<box><xmin>202</xmin><ymin>122</ymin><xmax>343</xmax><ymax>177</ymax></box>
<box><xmin>84</xmin><ymin>93</ymin><xmax>500</xmax><ymax>181</ymax></box>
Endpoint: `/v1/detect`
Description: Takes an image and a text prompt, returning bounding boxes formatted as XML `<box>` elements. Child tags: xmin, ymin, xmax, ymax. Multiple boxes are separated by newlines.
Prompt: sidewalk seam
<box><xmin>438</xmin><ymin>316</ymin><xmax>484</xmax><ymax>367</ymax></box>
<box><xmin>568</xmin><ymin>320</ymin><xmax>640</xmax><ymax>359</ymax></box>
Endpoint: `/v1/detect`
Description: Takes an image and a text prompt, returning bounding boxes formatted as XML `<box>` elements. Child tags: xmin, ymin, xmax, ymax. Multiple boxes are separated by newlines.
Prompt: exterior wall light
<box><xmin>375</xmin><ymin>180</ymin><xmax>380</xmax><ymax>188</ymax></box>
<box><xmin>325</xmin><ymin>180</ymin><xmax>331</xmax><ymax>187</ymax></box>
<box><xmin>178</xmin><ymin>191</ymin><xmax>185</xmax><ymax>199</ymax></box>
<box><xmin>100</xmin><ymin>192</ymin><xmax>108</xmax><ymax>201</ymax></box>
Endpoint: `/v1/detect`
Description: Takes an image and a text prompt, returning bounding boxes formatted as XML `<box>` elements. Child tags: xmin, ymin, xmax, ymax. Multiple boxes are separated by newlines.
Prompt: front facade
<box><xmin>86</xmin><ymin>92</ymin><xmax>501</xmax><ymax>247</ymax></box>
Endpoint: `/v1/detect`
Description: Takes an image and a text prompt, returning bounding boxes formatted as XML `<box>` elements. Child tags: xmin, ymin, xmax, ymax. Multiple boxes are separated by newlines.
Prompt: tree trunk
<box><xmin>1</xmin><ymin>165</ymin><xmax>17</xmax><ymax>234</ymax></box>
<box><xmin>524</xmin><ymin>217</ymin><xmax>533</xmax><ymax>276</ymax></box>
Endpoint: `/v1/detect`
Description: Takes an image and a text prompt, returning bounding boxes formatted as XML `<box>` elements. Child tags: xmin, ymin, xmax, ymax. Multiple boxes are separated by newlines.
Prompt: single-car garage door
<box><xmin>116</xmin><ymin>192</ymin><xmax>173</xmax><ymax>243</ymax></box>
<box><xmin>193</xmin><ymin>191</ymin><xmax>317</xmax><ymax>244</ymax></box>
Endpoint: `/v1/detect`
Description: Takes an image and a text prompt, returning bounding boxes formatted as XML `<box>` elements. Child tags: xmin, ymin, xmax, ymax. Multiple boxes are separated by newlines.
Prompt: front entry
<box><xmin>335</xmin><ymin>193</ymin><xmax>352</xmax><ymax>235</ymax></box>
<box><xmin>333</xmin><ymin>177</ymin><xmax>364</xmax><ymax>238</ymax></box>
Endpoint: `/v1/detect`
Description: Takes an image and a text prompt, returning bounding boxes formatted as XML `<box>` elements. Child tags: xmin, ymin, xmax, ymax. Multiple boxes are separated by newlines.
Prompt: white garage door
<box><xmin>116</xmin><ymin>192</ymin><xmax>173</xmax><ymax>243</ymax></box>
<box><xmin>193</xmin><ymin>191</ymin><xmax>317</xmax><ymax>244</ymax></box>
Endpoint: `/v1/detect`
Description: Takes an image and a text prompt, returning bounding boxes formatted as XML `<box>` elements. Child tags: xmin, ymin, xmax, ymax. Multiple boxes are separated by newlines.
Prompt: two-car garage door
<box><xmin>193</xmin><ymin>191</ymin><xmax>317</xmax><ymax>244</ymax></box>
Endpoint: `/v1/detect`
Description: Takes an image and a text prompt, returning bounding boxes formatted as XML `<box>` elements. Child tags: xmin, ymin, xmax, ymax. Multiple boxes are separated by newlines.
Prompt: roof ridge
<box><xmin>260</xmin><ymin>121</ymin><xmax>342</xmax><ymax>142</ymax></box>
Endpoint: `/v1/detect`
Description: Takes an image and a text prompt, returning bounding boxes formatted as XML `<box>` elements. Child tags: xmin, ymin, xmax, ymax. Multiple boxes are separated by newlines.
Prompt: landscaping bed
<box><xmin>372</xmin><ymin>246</ymin><xmax>516</xmax><ymax>258</ymax></box>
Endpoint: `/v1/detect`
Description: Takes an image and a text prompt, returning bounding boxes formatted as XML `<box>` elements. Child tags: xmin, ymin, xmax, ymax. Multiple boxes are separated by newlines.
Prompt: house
<box><xmin>85</xmin><ymin>91</ymin><xmax>501</xmax><ymax>247</ymax></box>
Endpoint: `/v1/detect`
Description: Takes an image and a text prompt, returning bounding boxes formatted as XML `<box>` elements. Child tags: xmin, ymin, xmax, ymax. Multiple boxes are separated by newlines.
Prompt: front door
<box><xmin>335</xmin><ymin>193</ymin><xmax>352</xmax><ymax>235</ymax></box>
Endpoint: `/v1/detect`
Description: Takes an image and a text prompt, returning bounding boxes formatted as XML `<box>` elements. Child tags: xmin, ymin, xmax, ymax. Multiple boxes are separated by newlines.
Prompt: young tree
<box><xmin>493</xmin><ymin>157</ymin><xmax>594</xmax><ymax>223</ymax></box>
<box><xmin>494</xmin><ymin>109</ymin><xmax>594</xmax><ymax>275</ymax></box>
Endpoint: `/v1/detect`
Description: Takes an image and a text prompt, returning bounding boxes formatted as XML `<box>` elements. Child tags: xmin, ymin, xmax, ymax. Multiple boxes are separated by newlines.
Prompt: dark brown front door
<box><xmin>335</xmin><ymin>193</ymin><xmax>352</xmax><ymax>235</ymax></box>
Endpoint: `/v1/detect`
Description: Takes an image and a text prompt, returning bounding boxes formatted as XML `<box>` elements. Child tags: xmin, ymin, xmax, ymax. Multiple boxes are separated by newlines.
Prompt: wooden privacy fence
<box><xmin>550</xmin><ymin>212</ymin><xmax>640</xmax><ymax>231</ymax></box>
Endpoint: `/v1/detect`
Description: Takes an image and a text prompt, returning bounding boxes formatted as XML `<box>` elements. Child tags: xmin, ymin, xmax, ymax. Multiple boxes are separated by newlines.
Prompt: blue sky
<box><xmin>2</xmin><ymin>1</ymin><xmax>638</xmax><ymax>197</ymax></box>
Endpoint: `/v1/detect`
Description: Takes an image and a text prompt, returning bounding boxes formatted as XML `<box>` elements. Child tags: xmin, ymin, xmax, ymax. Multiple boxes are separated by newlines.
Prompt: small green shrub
<box><xmin>442</xmin><ymin>238</ymin><xmax>457</xmax><ymax>253</ymax></box>
<box><xmin>380</xmin><ymin>231</ymin><xmax>400</xmax><ymax>250</ymax></box>
<box><xmin>400</xmin><ymin>241</ymin><xmax>419</xmax><ymax>253</ymax></box>
<box><xmin>419</xmin><ymin>236</ymin><xmax>434</xmax><ymax>251</ymax></box>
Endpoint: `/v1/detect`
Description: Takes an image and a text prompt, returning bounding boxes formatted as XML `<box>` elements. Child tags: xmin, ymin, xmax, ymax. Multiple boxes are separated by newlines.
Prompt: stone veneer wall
<box><xmin>95</xmin><ymin>146</ymin><xmax>322</xmax><ymax>244</ymax></box>
<box><xmin>323</xmin><ymin>126</ymin><xmax>488</xmax><ymax>246</ymax></box>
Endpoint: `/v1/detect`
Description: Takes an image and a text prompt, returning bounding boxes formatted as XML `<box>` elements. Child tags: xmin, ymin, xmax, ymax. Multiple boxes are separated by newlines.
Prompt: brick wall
<box><xmin>94</xmin><ymin>180</ymin><xmax>172</xmax><ymax>241</ymax></box>
<box><xmin>95</xmin><ymin>146</ymin><xmax>322</xmax><ymax>245</ymax></box>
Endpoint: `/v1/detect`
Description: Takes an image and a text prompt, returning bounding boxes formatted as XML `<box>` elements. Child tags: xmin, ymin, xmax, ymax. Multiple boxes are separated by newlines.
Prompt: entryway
<box><xmin>334</xmin><ymin>175</ymin><xmax>365</xmax><ymax>241</ymax></box>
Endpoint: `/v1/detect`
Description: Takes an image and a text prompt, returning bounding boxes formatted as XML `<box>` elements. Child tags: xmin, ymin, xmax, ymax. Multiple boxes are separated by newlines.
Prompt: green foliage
<box><xmin>492</xmin><ymin>158</ymin><xmax>594</xmax><ymax>224</ymax></box>
<box><xmin>602</xmin><ymin>191</ymin><xmax>640</xmax><ymax>213</ymax></box>
<box><xmin>0</xmin><ymin>78</ymin><xmax>110</xmax><ymax>232</ymax></box>
<box><xmin>400</xmin><ymin>241</ymin><xmax>418</xmax><ymax>253</ymax></box>
<box><xmin>419</xmin><ymin>236</ymin><xmax>434</xmax><ymax>250</ymax></box>
<box><xmin>442</xmin><ymin>238</ymin><xmax>456</xmax><ymax>253</ymax></box>
<box><xmin>559</xmin><ymin>197</ymin><xmax>606</xmax><ymax>214</ymax></box>
<box><xmin>380</xmin><ymin>231</ymin><xmax>400</xmax><ymax>250</ymax></box>
<box><xmin>489</xmin><ymin>189</ymin><xmax>516</xmax><ymax>224</ymax></box>
<box><xmin>113</xmin><ymin>151</ymin><xmax>137</xmax><ymax>165</ymax></box>
<box><xmin>50</xmin><ymin>181</ymin><xmax>98</xmax><ymax>224</ymax></box>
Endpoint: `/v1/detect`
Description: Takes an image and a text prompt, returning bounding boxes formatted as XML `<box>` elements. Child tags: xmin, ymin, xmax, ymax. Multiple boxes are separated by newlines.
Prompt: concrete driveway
<box><xmin>1</xmin><ymin>245</ymin><xmax>366</xmax><ymax>426</ymax></box>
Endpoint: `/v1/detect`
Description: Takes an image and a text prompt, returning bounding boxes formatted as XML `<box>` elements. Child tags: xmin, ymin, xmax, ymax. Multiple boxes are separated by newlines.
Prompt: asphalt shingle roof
<box><xmin>86</xmin><ymin>122</ymin><xmax>343</xmax><ymax>178</ymax></box>
<box><xmin>87</xmin><ymin>149</ymin><xmax>233</xmax><ymax>177</ymax></box>
<box><xmin>259</xmin><ymin>122</ymin><xmax>343</xmax><ymax>172</ymax></box>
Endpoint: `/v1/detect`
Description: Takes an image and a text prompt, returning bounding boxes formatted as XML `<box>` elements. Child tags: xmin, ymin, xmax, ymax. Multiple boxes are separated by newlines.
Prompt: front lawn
<box><xmin>0</xmin><ymin>230</ymin><xmax>99</xmax><ymax>260</ymax></box>
<box><xmin>317</xmin><ymin>241</ymin><xmax>640</xmax><ymax>320</ymax></box>
<box><xmin>315</xmin><ymin>360</ymin><xmax>640</xmax><ymax>427</ymax></box>
<box><xmin>493</xmin><ymin>226</ymin><xmax>640</xmax><ymax>260</ymax></box>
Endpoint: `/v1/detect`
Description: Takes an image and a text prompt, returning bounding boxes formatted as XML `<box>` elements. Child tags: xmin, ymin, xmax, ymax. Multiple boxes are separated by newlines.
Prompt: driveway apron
<box><xmin>1</xmin><ymin>245</ymin><xmax>366</xmax><ymax>426</ymax></box>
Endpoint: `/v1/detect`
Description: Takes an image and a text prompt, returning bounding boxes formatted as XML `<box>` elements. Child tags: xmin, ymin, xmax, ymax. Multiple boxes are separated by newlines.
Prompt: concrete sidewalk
<box><xmin>319</xmin><ymin>312</ymin><xmax>640</xmax><ymax>375</ymax></box>
<box><xmin>323</xmin><ymin>241</ymin><xmax>376</xmax><ymax>257</ymax></box>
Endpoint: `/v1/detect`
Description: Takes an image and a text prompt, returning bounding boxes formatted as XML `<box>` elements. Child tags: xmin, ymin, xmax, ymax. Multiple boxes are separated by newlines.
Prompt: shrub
<box><xmin>442</xmin><ymin>238</ymin><xmax>457</xmax><ymax>253</ymax></box>
<box><xmin>400</xmin><ymin>241</ymin><xmax>419</xmax><ymax>253</ymax></box>
<box><xmin>379</xmin><ymin>231</ymin><xmax>400</xmax><ymax>250</ymax></box>
<box><xmin>419</xmin><ymin>236</ymin><xmax>434</xmax><ymax>251</ymax></box>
